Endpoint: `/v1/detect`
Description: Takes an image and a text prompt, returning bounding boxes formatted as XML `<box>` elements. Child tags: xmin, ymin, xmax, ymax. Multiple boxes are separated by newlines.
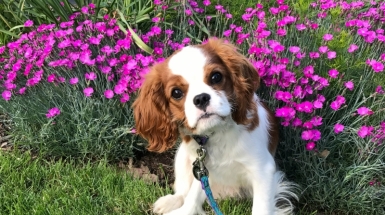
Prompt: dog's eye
<box><xmin>210</xmin><ymin>72</ymin><xmax>222</xmax><ymax>84</ymax></box>
<box><xmin>171</xmin><ymin>88</ymin><xmax>183</xmax><ymax>100</ymax></box>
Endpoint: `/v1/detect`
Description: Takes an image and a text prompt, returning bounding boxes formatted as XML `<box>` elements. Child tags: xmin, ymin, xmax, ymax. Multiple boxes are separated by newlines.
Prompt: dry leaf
<box><xmin>319</xmin><ymin>149</ymin><xmax>330</xmax><ymax>158</ymax></box>
<box><xmin>1</xmin><ymin>142</ymin><xmax>8</xmax><ymax>148</ymax></box>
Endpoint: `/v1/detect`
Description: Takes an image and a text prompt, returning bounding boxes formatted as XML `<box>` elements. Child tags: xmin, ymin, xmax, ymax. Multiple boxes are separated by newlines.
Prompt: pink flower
<box><xmin>274</xmin><ymin>91</ymin><xmax>292</xmax><ymax>102</ymax></box>
<box><xmin>327</xmin><ymin>51</ymin><xmax>337</xmax><ymax>59</ymax></box>
<box><xmin>376</xmin><ymin>85</ymin><xmax>384</xmax><ymax>94</ymax></box>
<box><xmin>69</xmin><ymin>77</ymin><xmax>78</xmax><ymax>85</ymax></box>
<box><xmin>336</xmin><ymin>95</ymin><xmax>346</xmax><ymax>104</ymax></box>
<box><xmin>270</xmin><ymin>7</ymin><xmax>280</xmax><ymax>15</ymax></box>
<box><xmin>311</xmin><ymin>129</ymin><xmax>321</xmax><ymax>141</ymax></box>
<box><xmin>83</xmin><ymin>87</ymin><xmax>94</xmax><ymax>97</ymax></box>
<box><xmin>303</xmin><ymin>121</ymin><xmax>313</xmax><ymax>129</ymax></box>
<box><xmin>296</xmin><ymin>101</ymin><xmax>313</xmax><ymax>113</ymax></box>
<box><xmin>47</xmin><ymin>74</ymin><xmax>56</xmax><ymax>83</ymax></box>
<box><xmin>313</xmin><ymin>100</ymin><xmax>323</xmax><ymax>109</ymax></box>
<box><xmin>46</xmin><ymin>107</ymin><xmax>61</xmax><ymax>118</ymax></box>
<box><xmin>319</xmin><ymin>46</ymin><xmax>329</xmax><ymax>53</ymax></box>
<box><xmin>114</xmin><ymin>84</ymin><xmax>125</xmax><ymax>94</ymax></box>
<box><xmin>150</xmin><ymin>26</ymin><xmax>162</xmax><ymax>35</ymax></box>
<box><xmin>268</xmin><ymin>40</ymin><xmax>285</xmax><ymax>53</ymax></box>
<box><xmin>182</xmin><ymin>38</ymin><xmax>191</xmax><ymax>44</ymax></box>
<box><xmin>306</xmin><ymin>142</ymin><xmax>316</xmax><ymax>151</ymax></box>
<box><xmin>89</xmin><ymin>37</ymin><xmax>101</xmax><ymax>45</ymax></box>
<box><xmin>323</xmin><ymin>33</ymin><xmax>333</xmax><ymax>41</ymax></box>
<box><xmin>81</xmin><ymin>6</ymin><xmax>89</xmax><ymax>14</ymax></box>
<box><xmin>309</xmin><ymin>52</ymin><xmax>320</xmax><ymax>59</ymax></box>
<box><xmin>372</xmin><ymin>61</ymin><xmax>384</xmax><ymax>72</ymax></box>
<box><xmin>357</xmin><ymin>126</ymin><xmax>374</xmax><ymax>138</ymax></box>
<box><xmin>215</xmin><ymin>4</ymin><xmax>223</xmax><ymax>10</ymax></box>
<box><xmin>85</xmin><ymin>72</ymin><xmax>96</xmax><ymax>81</ymax></box>
<box><xmin>203</xmin><ymin>0</ymin><xmax>211</xmax><ymax>6</ymax></box>
<box><xmin>152</xmin><ymin>17</ymin><xmax>160</xmax><ymax>23</ymax></box>
<box><xmin>310</xmin><ymin>23</ymin><xmax>318</xmax><ymax>29</ymax></box>
<box><xmin>24</xmin><ymin>20</ymin><xmax>34</xmax><ymax>27</ymax></box>
<box><xmin>296</xmin><ymin>24</ymin><xmax>306</xmax><ymax>31</ymax></box>
<box><xmin>348</xmin><ymin>44</ymin><xmax>359</xmax><ymax>53</ymax></box>
<box><xmin>310</xmin><ymin>116</ymin><xmax>323</xmax><ymax>127</ymax></box>
<box><xmin>120</xmin><ymin>93</ymin><xmax>130</xmax><ymax>103</ymax></box>
<box><xmin>301</xmin><ymin>130</ymin><xmax>313</xmax><ymax>140</ymax></box>
<box><xmin>330</xmin><ymin>95</ymin><xmax>346</xmax><ymax>111</ymax></box>
<box><xmin>277</xmin><ymin>29</ymin><xmax>286</xmax><ymax>36</ymax></box>
<box><xmin>303</xmin><ymin>65</ymin><xmax>314</xmax><ymax>77</ymax></box>
<box><xmin>129</xmin><ymin>128</ymin><xmax>136</xmax><ymax>134</ymax></box>
<box><xmin>334</xmin><ymin>124</ymin><xmax>344</xmax><ymax>134</ymax></box>
<box><xmin>2</xmin><ymin>90</ymin><xmax>11</xmax><ymax>101</ymax></box>
<box><xmin>223</xmin><ymin>30</ymin><xmax>232</xmax><ymax>37</ymax></box>
<box><xmin>292</xmin><ymin>118</ymin><xmax>302</xmax><ymax>127</ymax></box>
<box><xmin>58</xmin><ymin>77</ymin><xmax>65</xmax><ymax>83</ymax></box>
<box><xmin>344</xmin><ymin>81</ymin><xmax>354</xmax><ymax>90</ymax></box>
<box><xmin>328</xmin><ymin>69</ymin><xmax>339</xmax><ymax>78</ymax></box>
<box><xmin>357</xmin><ymin>107</ymin><xmax>373</xmax><ymax>116</ymax></box>
<box><xmin>104</xmin><ymin>89</ymin><xmax>114</xmax><ymax>99</ymax></box>
<box><xmin>289</xmin><ymin>46</ymin><xmax>300</xmax><ymax>53</ymax></box>
<box><xmin>275</xmin><ymin>106</ymin><xmax>296</xmax><ymax>119</ymax></box>
<box><xmin>154</xmin><ymin>47</ymin><xmax>163</xmax><ymax>55</ymax></box>
<box><xmin>185</xmin><ymin>9</ymin><xmax>192</xmax><ymax>16</ymax></box>
<box><xmin>19</xmin><ymin>87</ymin><xmax>26</xmax><ymax>95</ymax></box>
<box><xmin>154</xmin><ymin>0</ymin><xmax>162</xmax><ymax>5</ymax></box>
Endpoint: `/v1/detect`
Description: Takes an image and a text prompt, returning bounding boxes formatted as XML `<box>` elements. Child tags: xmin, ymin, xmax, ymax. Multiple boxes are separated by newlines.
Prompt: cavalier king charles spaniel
<box><xmin>133</xmin><ymin>39</ymin><xmax>297</xmax><ymax>215</ymax></box>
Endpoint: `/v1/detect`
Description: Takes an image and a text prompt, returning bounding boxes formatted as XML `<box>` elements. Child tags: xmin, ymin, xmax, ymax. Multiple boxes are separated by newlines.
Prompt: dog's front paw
<box><xmin>153</xmin><ymin>194</ymin><xmax>184</xmax><ymax>214</ymax></box>
<box><xmin>164</xmin><ymin>206</ymin><xmax>206</xmax><ymax>215</ymax></box>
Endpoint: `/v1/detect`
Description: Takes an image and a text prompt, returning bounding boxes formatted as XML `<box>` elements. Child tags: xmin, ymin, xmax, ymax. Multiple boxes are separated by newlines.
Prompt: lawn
<box><xmin>0</xmin><ymin>149</ymin><xmax>261</xmax><ymax>215</ymax></box>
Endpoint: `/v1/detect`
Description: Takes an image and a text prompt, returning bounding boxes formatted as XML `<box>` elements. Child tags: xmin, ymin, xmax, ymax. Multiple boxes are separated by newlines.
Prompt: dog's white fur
<box><xmin>133</xmin><ymin>40</ymin><xmax>297</xmax><ymax>215</ymax></box>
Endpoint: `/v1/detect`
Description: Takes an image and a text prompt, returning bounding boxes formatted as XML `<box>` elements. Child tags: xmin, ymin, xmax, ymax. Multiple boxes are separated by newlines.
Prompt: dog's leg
<box><xmin>153</xmin><ymin>143</ymin><xmax>196</xmax><ymax>214</ymax></box>
<box><xmin>249</xmin><ymin>163</ymin><xmax>277</xmax><ymax>215</ymax></box>
<box><xmin>164</xmin><ymin>178</ymin><xmax>206</xmax><ymax>215</ymax></box>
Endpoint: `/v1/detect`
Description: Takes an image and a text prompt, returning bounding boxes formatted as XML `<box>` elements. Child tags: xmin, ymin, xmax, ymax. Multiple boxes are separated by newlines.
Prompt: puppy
<box><xmin>133</xmin><ymin>39</ymin><xmax>297</xmax><ymax>215</ymax></box>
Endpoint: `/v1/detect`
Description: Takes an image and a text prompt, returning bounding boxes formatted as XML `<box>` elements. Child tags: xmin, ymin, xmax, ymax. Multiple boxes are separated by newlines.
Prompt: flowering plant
<box><xmin>0</xmin><ymin>4</ymin><xmax>164</xmax><ymax>160</ymax></box>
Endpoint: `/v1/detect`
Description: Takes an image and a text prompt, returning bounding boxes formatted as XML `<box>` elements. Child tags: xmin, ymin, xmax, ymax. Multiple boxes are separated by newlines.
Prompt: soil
<box><xmin>116</xmin><ymin>148</ymin><xmax>177</xmax><ymax>187</ymax></box>
<box><xmin>133</xmin><ymin>149</ymin><xmax>176</xmax><ymax>187</ymax></box>
<box><xmin>0</xmin><ymin>114</ymin><xmax>12</xmax><ymax>151</ymax></box>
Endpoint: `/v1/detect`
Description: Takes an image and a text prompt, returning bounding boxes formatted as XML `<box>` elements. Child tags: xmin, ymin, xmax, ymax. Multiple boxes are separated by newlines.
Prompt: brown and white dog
<box><xmin>133</xmin><ymin>39</ymin><xmax>297</xmax><ymax>215</ymax></box>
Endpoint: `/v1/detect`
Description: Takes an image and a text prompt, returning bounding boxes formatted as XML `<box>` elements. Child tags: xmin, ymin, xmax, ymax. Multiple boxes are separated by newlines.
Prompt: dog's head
<box><xmin>132</xmin><ymin>39</ymin><xmax>260</xmax><ymax>152</ymax></box>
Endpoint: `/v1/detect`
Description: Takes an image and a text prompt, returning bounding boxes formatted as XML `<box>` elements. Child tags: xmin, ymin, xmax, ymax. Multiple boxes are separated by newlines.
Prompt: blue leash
<box><xmin>200</xmin><ymin>176</ymin><xmax>223</xmax><ymax>215</ymax></box>
<box><xmin>192</xmin><ymin>135</ymin><xmax>224</xmax><ymax>215</ymax></box>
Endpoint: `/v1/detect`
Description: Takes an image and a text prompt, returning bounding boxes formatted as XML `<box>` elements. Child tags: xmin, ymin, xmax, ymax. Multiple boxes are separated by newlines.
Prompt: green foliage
<box><xmin>0</xmin><ymin>150</ymin><xmax>264</xmax><ymax>214</ymax></box>
<box><xmin>0</xmin><ymin>84</ymin><xmax>143</xmax><ymax>161</ymax></box>
<box><xmin>0</xmin><ymin>150</ymin><xmax>168</xmax><ymax>214</ymax></box>
<box><xmin>291</xmin><ymin>0</ymin><xmax>313</xmax><ymax>19</ymax></box>
<box><xmin>0</xmin><ymin>0</ymin><xmax>155</xmax><ymax>46</ymax></box>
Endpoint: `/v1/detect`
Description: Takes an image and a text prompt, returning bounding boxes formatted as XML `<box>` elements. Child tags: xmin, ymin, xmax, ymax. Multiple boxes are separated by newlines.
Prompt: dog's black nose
<box><xmin>193</xmin><ymin>93</ymin><xmax>211</xmax><ymax>111</ymax></box>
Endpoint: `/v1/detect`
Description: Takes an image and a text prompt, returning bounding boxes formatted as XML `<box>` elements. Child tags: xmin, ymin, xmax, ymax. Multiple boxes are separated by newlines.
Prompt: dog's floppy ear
<box><xmin>203</xmin><ymin>38</ymin><xmax>260</xmax><ymax>129</ymax></box>
<box><xmin>132</xmin><ymin>64</ymin><xmax>179</xmax><ymax>153</ymax></box>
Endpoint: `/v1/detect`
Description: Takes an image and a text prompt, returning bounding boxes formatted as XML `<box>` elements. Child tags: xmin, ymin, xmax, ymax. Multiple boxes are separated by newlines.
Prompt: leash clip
<box><xmin>192</xmin><ymin>146</ymin><xmax>209</xmax><ymax>180</ymax></box>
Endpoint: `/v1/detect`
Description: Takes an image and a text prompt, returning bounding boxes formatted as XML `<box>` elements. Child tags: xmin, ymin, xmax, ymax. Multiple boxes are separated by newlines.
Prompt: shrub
<box><xmin>0</xmin><ymin>5</ymin><xmax>157</xmax><ymax>160</ymax></box>
<box><xmin>208</xmin><ymin>1</ymin><xmax>385</xmax><ymax>214</ymax></box>
<box><xmin>1</xmin><ymin>0</ymin><xmax>385</xmax><ymax>214</ymax></box>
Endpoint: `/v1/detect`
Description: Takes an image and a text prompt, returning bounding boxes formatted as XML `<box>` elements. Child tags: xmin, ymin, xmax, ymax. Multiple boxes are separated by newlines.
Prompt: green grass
<box><xmin>0</xmin><ymin>150</ymin><xmax>165</xmax><ymax>215</ymax></box>
<box><xmin>0</xmin><ymin>150</ymin><xmax>260</xmax><ymax>215</ymax></box>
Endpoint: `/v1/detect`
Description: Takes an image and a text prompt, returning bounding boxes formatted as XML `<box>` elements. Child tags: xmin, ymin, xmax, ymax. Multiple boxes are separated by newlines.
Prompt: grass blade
<box><xmin>0</xmin><ymin>29</ymin><xmax>19</xmax><ymax>38</ymax></box>
<box><xmin>116</xmin><ymin>9</ymin><xmax>153</xmax><ymax>54</ymax></box>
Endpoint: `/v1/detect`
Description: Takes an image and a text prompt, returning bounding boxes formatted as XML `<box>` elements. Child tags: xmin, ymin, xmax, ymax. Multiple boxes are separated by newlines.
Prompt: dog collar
<box><xmin>192</xmin><ymin>135</ymin><xmax>209</xmax><ymax>145</ymax></box>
